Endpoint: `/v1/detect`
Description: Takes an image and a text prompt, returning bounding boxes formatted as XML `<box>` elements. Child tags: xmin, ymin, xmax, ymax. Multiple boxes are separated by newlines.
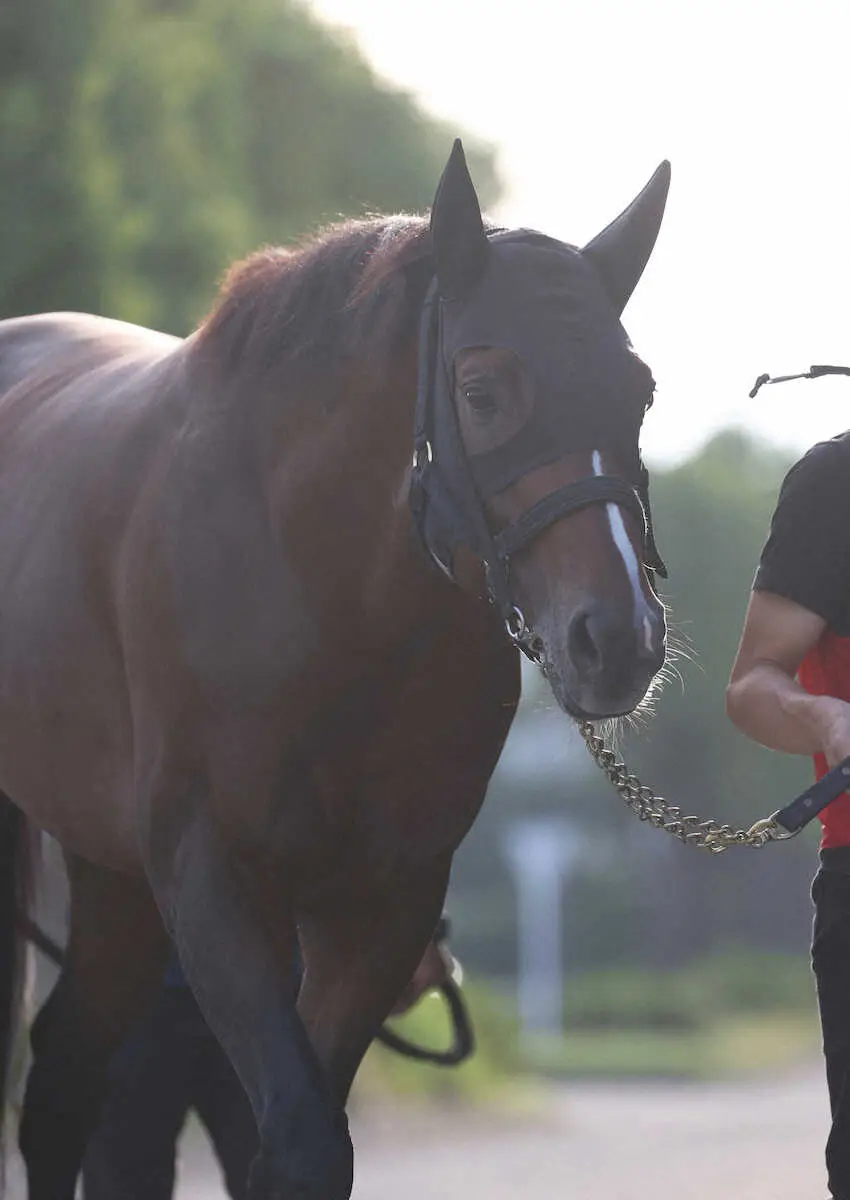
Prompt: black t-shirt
<box><xmin>754</xmin><ymin>432</ymin><xmax>850</xmax><ymax>636</ymax></box>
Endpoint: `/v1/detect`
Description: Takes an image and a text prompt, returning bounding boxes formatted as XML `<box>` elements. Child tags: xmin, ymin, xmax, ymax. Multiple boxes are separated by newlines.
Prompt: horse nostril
<box><xmin>567</xmin><ymin>609</ymin><xmax>603</xmax><ymax>677</ymax></box>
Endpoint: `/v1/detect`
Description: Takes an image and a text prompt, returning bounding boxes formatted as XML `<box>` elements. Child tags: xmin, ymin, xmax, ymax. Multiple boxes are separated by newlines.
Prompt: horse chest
<box><xmin>269</xmin><ymin>639</ymin><xmax>520</xmax><ymax>904</ymax></box>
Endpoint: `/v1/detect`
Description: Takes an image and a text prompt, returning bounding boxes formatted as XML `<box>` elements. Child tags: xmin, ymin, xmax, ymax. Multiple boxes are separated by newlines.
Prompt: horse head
<box><xmin>414</xmin><ymin>141</ymin><xmax>670</xmax><ymax>719</ymax></box>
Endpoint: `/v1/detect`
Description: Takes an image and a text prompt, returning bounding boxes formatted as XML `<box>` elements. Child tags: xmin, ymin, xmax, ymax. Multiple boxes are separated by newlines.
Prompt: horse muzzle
<box><xmin>541</xmin><ymin>599</ymin><xmax>667</xmax><ymax>719</ymax></box>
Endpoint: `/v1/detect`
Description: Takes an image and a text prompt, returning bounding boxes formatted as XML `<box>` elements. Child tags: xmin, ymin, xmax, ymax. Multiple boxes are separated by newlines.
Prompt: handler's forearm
<box><xmin>726</xmin><ymin>662</ymin><xmax>850</xmax><ymax>757</ymax></box>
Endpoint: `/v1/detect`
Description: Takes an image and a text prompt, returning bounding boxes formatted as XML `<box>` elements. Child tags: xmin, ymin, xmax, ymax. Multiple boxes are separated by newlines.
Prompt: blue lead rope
<box><xmin>772</xmin><ymin>757</ymin><xmax>850</xmax><ymax>836</ymax></box>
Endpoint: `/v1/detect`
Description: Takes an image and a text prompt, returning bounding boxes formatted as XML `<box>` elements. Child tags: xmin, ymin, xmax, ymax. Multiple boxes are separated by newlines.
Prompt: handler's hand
<box><xmin>815</xmin><ymin>696</ymin><xmax>850</xmax><ymax>769</ymax></box>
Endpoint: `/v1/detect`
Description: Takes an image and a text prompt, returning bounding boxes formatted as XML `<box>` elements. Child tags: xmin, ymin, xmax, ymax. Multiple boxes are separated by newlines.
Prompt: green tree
<box><xmin>0</xmin><ymin>0</ymin><xmax>107</xmax><ymax>315</ymax></box>
<box><xmin>0</xmin><ymin>0</ymin><xmax>499</xmax><ymax>332</ymax></box>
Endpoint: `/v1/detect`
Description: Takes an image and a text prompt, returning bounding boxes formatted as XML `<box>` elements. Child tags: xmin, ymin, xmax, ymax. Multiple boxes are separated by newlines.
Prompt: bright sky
<box><xmin>309</xmin><ymin>0</ymin><xmax>850</xmax><ymax>467</ymax></box>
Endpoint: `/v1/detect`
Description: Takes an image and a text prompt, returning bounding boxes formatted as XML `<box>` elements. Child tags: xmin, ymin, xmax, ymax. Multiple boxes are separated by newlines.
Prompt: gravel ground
<box><xmin>351</xmin><ymin>1062</ymin><xmax>830</xmax><ymax>1200</ymax></box>
<box><xmin>6</xmin><ymin>1060</ymin><xmax>831</xmax><ymax>1198</ymax></box>
<box><xmin>350</xmin><ymin>1062</ymin><xmax>830</xmax><ymax>1200</ymax></box>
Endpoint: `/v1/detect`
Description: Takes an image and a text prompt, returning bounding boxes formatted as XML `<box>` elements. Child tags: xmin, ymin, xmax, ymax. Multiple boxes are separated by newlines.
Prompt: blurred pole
<box><xmin>502</xmin><ymin>819</ymin><xmax>581</xmax><ymax>1046</ymax></box>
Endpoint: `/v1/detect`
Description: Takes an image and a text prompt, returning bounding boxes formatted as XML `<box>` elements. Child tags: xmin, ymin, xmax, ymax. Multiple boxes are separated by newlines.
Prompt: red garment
<box><xmin>799</xmin><ymin>630</ymin><xmax>850</xmax><ymax>847</ymax></box>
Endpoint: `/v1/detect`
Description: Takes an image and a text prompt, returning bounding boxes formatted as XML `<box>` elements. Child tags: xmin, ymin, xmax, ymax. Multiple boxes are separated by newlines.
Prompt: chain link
<box><xmin>577</xmin><ymin>721</ymin><xmax>786</xmax><ymax>854</ymax></box>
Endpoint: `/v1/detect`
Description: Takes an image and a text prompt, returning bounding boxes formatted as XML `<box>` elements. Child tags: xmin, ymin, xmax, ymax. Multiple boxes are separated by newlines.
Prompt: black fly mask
<box><xmin>410</xmin><ymin>142</ymin><xmax>669</xmax><ymax>656</ymax></box>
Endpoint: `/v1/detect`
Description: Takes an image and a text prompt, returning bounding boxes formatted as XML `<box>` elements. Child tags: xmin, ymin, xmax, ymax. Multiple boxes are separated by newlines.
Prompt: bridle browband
<box><xmin>409</xmin><ymin>265</ymin><xmax>666</xmax><ymax>662</ymax></box>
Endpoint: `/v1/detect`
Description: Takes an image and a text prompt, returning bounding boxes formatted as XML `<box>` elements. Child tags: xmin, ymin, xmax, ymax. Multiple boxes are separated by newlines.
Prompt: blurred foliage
<box><xmin>353</xmin><ymin>979</ymin><xmax>526</xmax><ymax>1109</ymax></box>
<box><xmin>350</xmin><ymin>952</ymin><xmax>819</xmax><ymax>1101</ymax></box>
<box><xmin>562</xmin><ymin>949</ymin><xmax>815</xmax><ymax>1033</ymax></box>
<box><xmin>0</xmin><ymin>0</ymin><xmax>499</xmax><ymax>332</ymax></box>
<box><xmin>530</xmin><ymin>1012</ymin><xmax>819</xmax><ymax>1080</ymax></box>
<box><xmin>527</xmin><ymin>951</ymin><xmax>819</xmax><ymax>1081</ymax></box>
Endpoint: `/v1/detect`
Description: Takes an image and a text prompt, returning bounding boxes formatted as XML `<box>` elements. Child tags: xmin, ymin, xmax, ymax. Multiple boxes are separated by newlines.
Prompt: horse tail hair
<box><xmin>0</xmin><ymin>795</ymin><xmax>33</xmax><ymax>1185</ymax></box>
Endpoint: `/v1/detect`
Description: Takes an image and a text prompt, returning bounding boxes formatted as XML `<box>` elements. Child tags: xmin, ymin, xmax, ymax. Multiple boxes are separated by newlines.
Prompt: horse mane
<box><xmin>193</xmin><ymin>216</ymin><xmax>436</xmax><ymax>384</ymax></box>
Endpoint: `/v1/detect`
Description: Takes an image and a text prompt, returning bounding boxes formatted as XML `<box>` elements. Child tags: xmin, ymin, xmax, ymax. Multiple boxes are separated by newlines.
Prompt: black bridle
<box><xmin>409</xmin><ymin>273</ymin><xmax>666</xmax><ymax>661</ymax></box>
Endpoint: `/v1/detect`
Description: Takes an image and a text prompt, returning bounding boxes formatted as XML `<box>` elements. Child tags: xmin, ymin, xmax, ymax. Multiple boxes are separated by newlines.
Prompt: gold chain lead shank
<box><xmin>577</xmin><ymin>721</ymin><xmax>796</xmax><ymax>854</ymax></box>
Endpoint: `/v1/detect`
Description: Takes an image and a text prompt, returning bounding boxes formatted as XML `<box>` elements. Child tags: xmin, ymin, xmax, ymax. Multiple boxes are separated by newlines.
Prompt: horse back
<box><xmin>0</xmin><ymin>313</ymin><xmax>184</xmax><ymax>866</ymax></box>
<box><xmin>0</xmin><ymin>310</ymin><xmax>187</xmax><ymax>598</ymax></box>
<box><xmin>0</xmin><ymin>311</ymin><xmax>178</xmax><ymax>398</ymax></box>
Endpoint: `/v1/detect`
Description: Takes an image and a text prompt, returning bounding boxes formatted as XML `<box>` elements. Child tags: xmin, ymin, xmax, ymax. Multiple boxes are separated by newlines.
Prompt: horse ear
<box><xmin>430</xmin><ymin>139</ymin><xmax>489</xmax><ymax>299</ymax></box>
<box><xmin>582</xmin><ymin>161</ymin><xmax>671</xmax><ymax>315</ymax></box>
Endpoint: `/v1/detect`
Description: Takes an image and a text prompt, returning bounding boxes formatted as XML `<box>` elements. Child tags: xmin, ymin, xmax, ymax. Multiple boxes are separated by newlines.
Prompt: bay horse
<box><xmin>0</xmin><ymin>141</ymin><xmax>669</xmax><ymax>1199</ymax></box>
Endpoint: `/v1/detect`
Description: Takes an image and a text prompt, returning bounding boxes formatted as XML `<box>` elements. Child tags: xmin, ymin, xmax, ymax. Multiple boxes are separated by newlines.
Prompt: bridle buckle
<box><xmin>505</xmin><ymin>605</ymin><xmax>544</xmax><ymax>664</ymax></box>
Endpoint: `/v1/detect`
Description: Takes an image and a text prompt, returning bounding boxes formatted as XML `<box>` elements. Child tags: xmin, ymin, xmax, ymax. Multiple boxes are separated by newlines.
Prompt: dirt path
<box><xmin>350</xmin><ymin>1062</ymin><xmax>829</xmax><ymax>1200</ymax></box>
<box><xmin>6</xmin><ymin>1061</ymin><xmax>830</xmax><ymax>1198</ymax></box>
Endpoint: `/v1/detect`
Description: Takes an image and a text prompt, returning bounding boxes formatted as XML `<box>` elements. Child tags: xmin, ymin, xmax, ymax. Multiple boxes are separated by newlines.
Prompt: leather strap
<box><xmin>494</xmin><ymin>476</ymin><xmax>647</xmax><ymax>560</ymax></box>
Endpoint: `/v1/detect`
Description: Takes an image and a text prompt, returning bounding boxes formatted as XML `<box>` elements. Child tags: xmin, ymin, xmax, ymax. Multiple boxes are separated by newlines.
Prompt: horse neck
<box><xmin>258</xmin><ymin>350</ymin><xmax>457</xmax><ymax>650</ymax></box>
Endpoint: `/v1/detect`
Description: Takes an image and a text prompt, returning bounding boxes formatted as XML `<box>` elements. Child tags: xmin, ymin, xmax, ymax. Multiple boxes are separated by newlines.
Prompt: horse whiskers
<box><xmin>593</xmin><ymin>714</ymin><xmax>628</xmax><ymax>751</ymax></box>
<box><xmin>652</xmin><ymin>662</ymin><xmax>685</xmax><ymax>694</ymax></box>
<box><xmin>659</xmin><ymin>601</ymin><xmax>699</xmax><ymax>669</ymax></box>
<box><xmin>585</xmin><ymin>616</ymin><xmax>686</xmax><ymax>739</ymax></box>
<box><xmin>606</xmin><ymin>677</ymin><xmax>663</xmax><ymax>740</ymax></box>
<box><xmin>665</xmin><ymin>633</ymin><xmax>699</xmax><ymax>670</ymax></box>
<box><xmin>612</xmin><ymin>611</ymin><xmax>700</xmax><ymax>737</ymax></box>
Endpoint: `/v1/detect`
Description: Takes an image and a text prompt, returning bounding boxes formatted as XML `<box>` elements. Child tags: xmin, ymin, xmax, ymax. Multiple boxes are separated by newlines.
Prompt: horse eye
<box><xmin>463</xmin><ymin>387</ymin><xmax>498</xmax><ymax>417</ymax></box>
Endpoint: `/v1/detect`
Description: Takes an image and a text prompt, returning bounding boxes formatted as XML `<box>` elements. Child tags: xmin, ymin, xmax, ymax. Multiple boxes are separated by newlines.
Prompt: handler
<box><xmin>727</xmin><ymin>430</ymin><xmax>850</xmax><ymax>1200</ymax></box>
<box><xmin>82</xmin><ymin>928</ymin><xmax>457</xmax><ymax>1200</ymax></box>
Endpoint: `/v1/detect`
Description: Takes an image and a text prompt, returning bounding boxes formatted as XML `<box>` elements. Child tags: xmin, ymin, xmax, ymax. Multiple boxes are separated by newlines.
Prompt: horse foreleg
<box><xmin>296</xmin><ymin>862</ymin><xmax>450</xmax><ymax>1106</ymax></box>
<box><xmin>19</xmin><ymin>853</ymin><xmax>168</xmax><ymax>1200</ymax></box>
<box><xmin>145</xmin><ymin>809</ymin><xmax>352</xmax><ymax>1200</ymax></box>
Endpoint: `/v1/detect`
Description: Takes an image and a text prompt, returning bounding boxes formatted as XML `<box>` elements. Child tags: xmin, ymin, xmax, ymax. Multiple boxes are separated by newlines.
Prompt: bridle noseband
<box><xmin>408</xmin><ymin>267</ymin><xmax>666</xmax><ymax>662</ymax></box>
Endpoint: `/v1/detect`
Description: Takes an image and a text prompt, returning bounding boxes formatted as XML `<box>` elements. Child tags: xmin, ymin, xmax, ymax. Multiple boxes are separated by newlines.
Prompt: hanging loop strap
<box><xmin>750</xmin><ymin>364</ymin><xmax>850</xmax><ymax>399</ymax></box>
<box><xmin>373</xmin><ymin>977</ymin><xmax>475</xmax><ymax>1067</ymax></box>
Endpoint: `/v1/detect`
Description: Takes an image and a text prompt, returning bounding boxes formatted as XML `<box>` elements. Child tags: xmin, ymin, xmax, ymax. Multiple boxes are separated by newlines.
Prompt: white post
<box><xmin>502</xmin><ymin>818</ymin><xmax>581</xmax><ymax>1045</ymax></box>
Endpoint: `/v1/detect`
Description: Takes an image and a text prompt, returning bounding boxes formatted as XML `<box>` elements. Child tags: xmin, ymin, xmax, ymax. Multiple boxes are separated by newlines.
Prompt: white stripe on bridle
<box><xmin>591</xmin><ymin>450</ymin><xmax>655</xmax><ymax>653</ymax></box>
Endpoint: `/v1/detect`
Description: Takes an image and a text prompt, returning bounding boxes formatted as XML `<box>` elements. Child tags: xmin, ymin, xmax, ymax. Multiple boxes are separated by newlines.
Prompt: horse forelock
<box><xmin>193</xmin><ymin>216</ymin><xmax>435</xmax><ymax>388</ymax></box>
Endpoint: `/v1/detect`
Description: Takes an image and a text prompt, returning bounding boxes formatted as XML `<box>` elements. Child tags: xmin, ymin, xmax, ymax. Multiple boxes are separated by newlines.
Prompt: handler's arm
<box><xmin>727</xmin><ymin>590</ymin><xmax>850</xmax><ymax>766</ymax></box>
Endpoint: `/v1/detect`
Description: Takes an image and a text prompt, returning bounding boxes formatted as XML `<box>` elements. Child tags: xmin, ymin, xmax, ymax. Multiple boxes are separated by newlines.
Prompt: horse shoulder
<box><xmin>350</xmin><ymin>612</ymin><xmax>522</xmax><ymax>868</ymax></box>
<box><xmin>143</xmin><ymin>437</ymin><xmax>320</xmax><ymax>710</ymax></box>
